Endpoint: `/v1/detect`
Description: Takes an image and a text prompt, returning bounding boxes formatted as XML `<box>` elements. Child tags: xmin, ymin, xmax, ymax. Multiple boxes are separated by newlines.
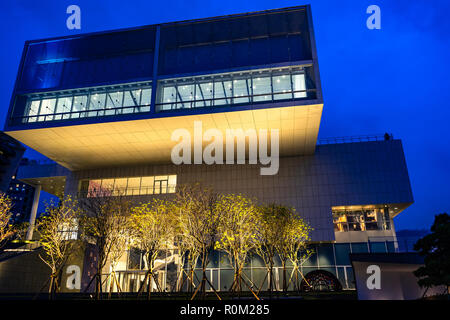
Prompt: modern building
<box><xmin>1</xmin><ymin>5</ymin><xmax>414</xmax><ymax>293</ymax></box>
<box><xmin>0</xmin><ymin>131</ymin><xmax>25</xmax><ymax>192</ymax></box>
<box><xmin>6</xmin><ymin>158</ymin><xmax>35</xmax><ymax>224</ymax></box>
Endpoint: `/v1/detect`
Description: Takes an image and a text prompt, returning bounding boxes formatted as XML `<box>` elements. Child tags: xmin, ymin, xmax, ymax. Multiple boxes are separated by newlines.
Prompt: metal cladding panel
<box><xmin>52</xmin><ymin>140</ymin><xmax>413</xmax><ymax>242</ymax></box>
<box><xmin>158</xmin><ymin>8</ymin><xmax>312</xmax><ymax>75</ymax></box>
<box><xmin>17</xmin><ymin>27</ymin><xmax>156</xmax><ymax>92</ymax></box>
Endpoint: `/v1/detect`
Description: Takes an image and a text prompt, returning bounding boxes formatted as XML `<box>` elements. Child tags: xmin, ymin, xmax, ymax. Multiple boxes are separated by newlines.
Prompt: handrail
<box><xmin>318</xmin><ymin>133</ymin><xmax>394</xmax><ymax>145</ymax></box>
<box><xmin>155</xmin><ymin>88</ymin><xmax>316</xmax><ymax>110</ymax></box>
<box><xmin>11</xmin><ymin>86</ymin><xmax>316</xmax><ymax>124</ymax></box>
<box><xmin>13</xmin><ymin>103</ymin><xmax>152</xmax><ymax>123</ymax></box>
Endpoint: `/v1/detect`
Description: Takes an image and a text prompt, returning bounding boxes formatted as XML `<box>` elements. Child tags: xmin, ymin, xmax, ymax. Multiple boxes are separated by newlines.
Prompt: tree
<box><xmin>0</xmin><ymin>192</ymin><xmax>13</xmax><ymax>249</ymax></box>
<box><xmin>78</xmin><ymin>188</ymin><xmax>132</xmax><ymax>299</ymax></box>
<box><xmin>273</xmin><ymin>206</ymin><xmax>312</xmax><ymax>293</ymax></box>
<box><xmin>174</xmin><ymin>184</ymin><xmax>222</xmax><ymax>300</ymax></box>
<box><xmin>37</xmin><ymin>195</ymin><xmax>80</xmax><ymax>299</ymax></box>
<box><xmin>107</xmin><ymin>215</ymin><xmax>130</xmax><ymax>297</ymax></box>
<box><xmin>172</xmin><ymin>198</ymin><xmax>200</xmax><ymax>294</ymax></box>
<box><xmin>215</xmin><ymin>194</ymin><xmax>259</xmax><ymax>298</ymax></box>
<box><xmin>254</xmin><ymin>204</ymin><xmax>281</xmax><ymax>294</ymax></box>
<box><xmin>414</xmin><ymin>213</ymin><xmax>450</xmax><ymax>295</ymax></box>
<box><xmin>129</xmin><ymin>199</ymin><xmax>173</xmax><ymax>299</ymax></box>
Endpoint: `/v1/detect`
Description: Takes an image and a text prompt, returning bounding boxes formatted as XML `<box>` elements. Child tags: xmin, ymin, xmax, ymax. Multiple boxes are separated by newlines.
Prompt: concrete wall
<box><xmin>62</xmin><ymin>140</ymin><xmax>413</xmax><ymax>242</ymax></box>
<box><xmin>352</xmin><ymin>260</ymin><xmax>445</xmax><ymax>300</ymax></box>
<box><xmin>0</xmin><ymin>249</ymin><xmax>50</xmax><ymax>293</ymax></box>
<box><xmin>0</xmin><ymin>245</ymin><xmax>86</xmax><ymax>294</ymax></box>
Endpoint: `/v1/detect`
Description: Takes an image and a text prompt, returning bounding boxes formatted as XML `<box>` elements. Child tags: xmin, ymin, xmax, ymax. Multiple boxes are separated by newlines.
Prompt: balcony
<box><xmin>19</xmin><ymin>81</ymin><xmax>152</xmax><ymax>124</ymax></box>
<box><xmin>156</xmin><ymin>65</ymin><xmax>316</xmax><ymax>112</ymax></box>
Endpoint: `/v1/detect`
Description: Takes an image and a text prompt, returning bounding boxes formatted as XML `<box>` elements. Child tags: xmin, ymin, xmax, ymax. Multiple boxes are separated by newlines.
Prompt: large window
<box><xmin>333</xmin><ymin>207</ymin><xmax>391</xmax><ymax>232</ymax></box>
<box><xmin>23</xmin><ymin>82</ymin><xmax>152</xmax><ymax>123</ymax></box>
<box><xmin>79</xmin><ymin>175</ymin><xmax>177</xmax><ymax>197</ymax></box>
<box><xmin>156</xmin><ymin>66</ymin><xmax>308</xmax><ymax>111</ymax></box>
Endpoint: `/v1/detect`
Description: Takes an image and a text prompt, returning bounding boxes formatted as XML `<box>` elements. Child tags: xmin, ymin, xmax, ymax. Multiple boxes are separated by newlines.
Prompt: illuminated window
<box><xmin>80</xmin><ymin>175</ymin><xmax>177</xmax><ymax>197</ymax></box>
<box><xmin>252</xmin><ymin>75</ymin><xmax>271</xmax><ymax>102</ymax></box>
<box><xmin>194</xmin><ymin>81</ymin><xmax>213</xmax><ymax>108</ymax></box>
<box><xmin>156</xmin><ymin>66</ymin><xmax>308</xmax><ymax>111</ymax></box>
<box><xmin>58</xmin><ymin>220</ymin><xmax>78</xmax><ymax>240</ymax></box>
<box><xmin>24</xmin><ymin>82</ymin><xmax>151</xmax><ymax>123</ymax></box>
<box><xmin>39</xmin><ymin>98</ymin><xmax>56</xmax><ymax>121</ymax></box>
<box><xmin>332</xmin><ymin>207</ymin><xmax>391</xmax><ymax>232</ymax></box>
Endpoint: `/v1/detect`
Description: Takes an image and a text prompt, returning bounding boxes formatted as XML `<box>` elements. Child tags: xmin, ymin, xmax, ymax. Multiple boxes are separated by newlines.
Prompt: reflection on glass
<box><xmin>106</xmin><ymin>91</ymin><xmax>123</xmax><ymax>115</ymax></box>
<box><xmin>156</xmin><ymin>67</ymin><xmax>307</xmax><ymax>111</ymax></box>
<box><xmin>27</xmin><ymin>100</ymin><xmax>40</xmax><ymax>122</ymax></box>
<box><xmin>252</xmin><ymin>76</ymin><xmax>271</xmax><ymax>102</ymax></box>
<box><xmin>72</xmin><ymin>95</ymin><xmax>88</xmax><ymax>119</ymax></box>
<box><xmin>214</xmin><ymin>80</ymin><xmax>232</xmax><ymax>106</ymax></box>
<box><xmin>272</xmin><ymin>75</ymin><xmax>292</xmax><ymax>100</ymax></box>
<box><xmin>82</xmin><ymin>175</ymin><xmax>177</xmax><ymax>197</ymax></box>
<box><xmin>195</xmin><ymin>82</ymin><xmax>213</xmax><ymax>108</ymax></box>
<box><xmin>293</xmin><ymin>74</ymin><xmax>307</xmax><ymax>98</ymax></box>
<box><xmin>39</xmin><ymin>98</ymin><xmax>56</xmax><ymax>121</ymax></box>
<box><xmin>141</xmin><ymin>176</ymin><xmax>155</xmax><ymax>195</ymax></box>
<box><xmin>55</xmin><ymin>96</ymin><xmax>72</xmax><ymax>120</ymax></box>
<box><xmin>24</xmin><ymin>83</ymin><xmax>151</xmax><ymax>123</ymax></box>
<box><xmin>88</xmin><ymin>93</ymin><xmax>106</xmax><ymax>117</ymax></box>
<box><xmin>162</xmin><ymin>86</ymin><xmax>176</xmax><ymax>111</ymax></box>
<box><xmin>140</xmin><ymin>88</ymin><xmax>152</xmax><ymax>112</ymax></box>
<box><xmin>233</xmin><ymin>79</ymin><xmax>250</xmax><ymax>104</ymax></box>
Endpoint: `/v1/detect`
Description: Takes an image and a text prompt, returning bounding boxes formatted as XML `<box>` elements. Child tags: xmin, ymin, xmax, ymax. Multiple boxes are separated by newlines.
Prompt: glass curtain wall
<box><xmin>156</xmin><ymin>66</ymin><xmax>308</xmax><ymax>111</ymax></box>
<box><xmin>79</xmin><ymin>175</ymin><xmax>177</xmax><ymax>197</ymax></box>
<box><xmin>23</xmin><ymin>82</ymin><xmax>152</xmax><ymax>123</ymax></box>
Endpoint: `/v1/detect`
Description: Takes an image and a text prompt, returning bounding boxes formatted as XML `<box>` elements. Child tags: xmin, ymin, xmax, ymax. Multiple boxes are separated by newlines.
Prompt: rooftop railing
<box><xmin>317</xmin><ymin>133</ymin><xmax>394</xmax><ymax>145</ymax></box>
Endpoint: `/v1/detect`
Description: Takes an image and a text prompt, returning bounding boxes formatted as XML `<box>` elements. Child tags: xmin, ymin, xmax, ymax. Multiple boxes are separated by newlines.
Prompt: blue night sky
<box><xmin>0</xmin><ymin>0</ymin><xmax>449</xmax><ymax>230</ymax></box>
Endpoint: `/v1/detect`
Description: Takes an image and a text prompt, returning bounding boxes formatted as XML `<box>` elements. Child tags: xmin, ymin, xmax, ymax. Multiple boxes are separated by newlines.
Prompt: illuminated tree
<box><xmin>0</xmin><ymin>192</ymin><xmax>13</xmax><ymax>248</ymax></box>
<box><xmin>254</xmin><ymin>204</ymin><xmax>282</xmax><ymax>294</ymax></box>
<box><xmin>37</xmin><ymin>195</ymin><xmax>80</xmax><ymax>299</ymax></box>
<box><xmin>174</xmin><ymin>184</ymin><xmax>221</xmax><ymax>300</ymax></box>
<box><xmin>0</xmin><ymin>192</ymin><xmax>13</xmax><ymax>249</ymax></box>
<box><xmin>273</xmin><ymin>206</ymin><xmax>312</xmax><ymax>293</ymax></box>
<box><xmin>215</xmin><ymin>194</ymin><xmax>259</xmax><ymax>298</ymax></box>
<box><xmin>172</xmin><ymin>196</ymin><xmax>200</xmax><ymax>294</ymax></box>
<box><xmin>78</xmin><ymin>188</ymin><xmax>132</xmax><ymax>299</ymax></box>
<box><xmin>129</xmin><ymin>199</ymin><xmax>174</xmax><ymax>299</ymax></box>
<box><xmin>107</xmin><ymin>217</ymin><xmax>130</xmax><ymax>298</ymax></box>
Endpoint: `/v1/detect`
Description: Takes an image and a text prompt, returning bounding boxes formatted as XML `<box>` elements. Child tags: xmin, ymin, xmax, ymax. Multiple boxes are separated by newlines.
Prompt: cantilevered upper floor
<box><xmin>4</xmin><ymin>5</ymin><xmax>323</xmax><ymax>170</ymax></box>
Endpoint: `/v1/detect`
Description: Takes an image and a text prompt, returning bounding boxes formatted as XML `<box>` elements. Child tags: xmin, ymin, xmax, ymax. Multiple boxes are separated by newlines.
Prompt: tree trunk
<box><xmin>282</xmin><ymin>260</ymin><xmax>287</xmax><ymax>292</ymax></box>
<box><xmin>147</xmin><ymin>257</ymin><xmax>154</xmax><ymax>300</ymax></box>
<box><xmin>147</xmin><ymin>270</ymin><xmax>152</xmax><ymax>300</ymax></box>
<box><xmin>268</xmin><ymin>260</ymin><xmax>274</xmax><ymax>297</ymax></box>
<box><xmin>48</xmin><ymin>274</ymin><xmax>55</xmax><ymax>300</ymax></box>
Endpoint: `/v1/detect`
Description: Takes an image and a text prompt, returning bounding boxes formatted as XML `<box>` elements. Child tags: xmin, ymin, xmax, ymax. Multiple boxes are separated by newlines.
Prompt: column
<box><xmin>26</xmin><ymin>184</ymin><xmax>41</xmax><ymax>241</ymax></box>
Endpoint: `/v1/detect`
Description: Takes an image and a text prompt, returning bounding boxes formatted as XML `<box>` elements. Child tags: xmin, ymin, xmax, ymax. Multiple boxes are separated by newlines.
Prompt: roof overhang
<box><xmin>6</xmin><ymin>104</ymin><xmax>323</xmax><ymax>170</ymax></box>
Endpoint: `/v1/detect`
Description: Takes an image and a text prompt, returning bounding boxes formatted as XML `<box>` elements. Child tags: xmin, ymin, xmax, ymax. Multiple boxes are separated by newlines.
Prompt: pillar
<box><xmin>26</xmin><ymin>184</ymin><xmax>41</xmax><ymax>241</ymax></box>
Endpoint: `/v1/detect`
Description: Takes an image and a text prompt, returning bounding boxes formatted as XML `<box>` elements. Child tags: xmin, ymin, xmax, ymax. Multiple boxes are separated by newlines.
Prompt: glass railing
<box><xmin>78</xmin><ymin>185</ymin><xmax>177</xmax><ymax>198</ymax></box>
<box><xmin>155</xmin><ymin>66</ymin><xmax>315</xmax><ymax>111</ymax></box>
<box><xmin>14</xmin><ymin>66</ymin><xmax>317</xmax><ymax>125</ymax></box>
<box><xmin>318</xmin><ymin>134</ymin><xmax>394</xmax><ymax>145</ymax></box>
<box><xmin>21</xmin><ymin>81</ymin><xmax>152</xmax><ymax>123</ymax></box>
